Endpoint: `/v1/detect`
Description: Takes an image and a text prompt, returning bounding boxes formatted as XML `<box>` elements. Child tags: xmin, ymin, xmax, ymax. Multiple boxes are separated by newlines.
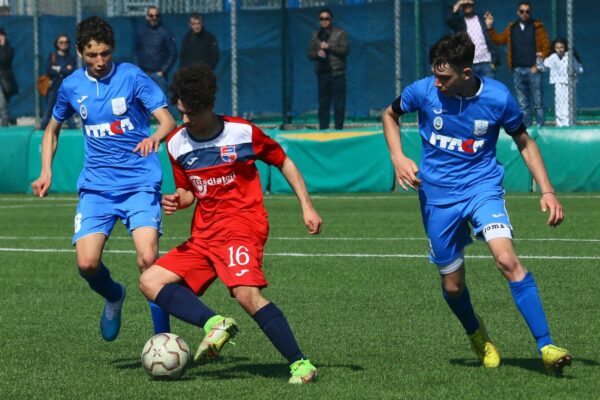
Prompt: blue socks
<box><xmin>154</xmin><ymin>283</ymin><xmax>216</xmax><ymax>329</ymax></box>
<box><xmin>442</xmin><ymin>285</ymin><xmax>480</xmax><ymax>335</ymax></box>
<box><xmin>253</xmin><ymin>303</ymin><xmax>304</xmax><ymax>365</ymax></box>
<box><xmin>509</xmin><ymin>272</ymin><xmax>553</xmax><ymax>352</ymax></box>
<box><xmin>79</xmin><ymin>262</ymin><xmax>122</xmax><ymax>303</ymax></box>
<box><xmin>148</xmin><ymin>301</ymin><xmax>171</xmax><ymax>334</ymax></box>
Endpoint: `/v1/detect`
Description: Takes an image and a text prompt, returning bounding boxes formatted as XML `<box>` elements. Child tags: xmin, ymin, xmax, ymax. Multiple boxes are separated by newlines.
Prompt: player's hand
<box><xmin>393</xmin><ymin>156</ymin><xmax>421</xmax><ymax>191</ymax></box>
<box><xmin>303</xmin><ymin>208</ymin><xmax>323</xmax><ymax>235</ymax></box>
<box><xmin>484</xmin><ymin>11</ymin><xmax>494</xmax><ymax>28</ymax></box>
<box><xmin>162</xmin><ymin>192</ymin><xmax>180</xmax><ymax>215</ymax></box>
<box><xmin>540</xmin><ymin>192</ymin><xmax>564</xmax><ymax>227</ymax></box>
<box><xmin>320</xmin><ymin>41</ymin><xmax>329</xmax><ymax>50</ymax></box>
<box><xmin>134</xmin><ymin>137</ymin><xmax>160</xmax><ymax>157</ymax></box>
<box><xmin>31</xmin><ymin>175</ymin><xmax>52</xmax><ymax>197</ymax></box>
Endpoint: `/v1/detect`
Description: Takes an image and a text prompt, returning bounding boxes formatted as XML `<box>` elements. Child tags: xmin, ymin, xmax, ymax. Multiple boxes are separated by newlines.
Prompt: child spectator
<box><xmin>543</xmin><ymin>37</ymin><xmax>583</xmax><ymax>127</ymax></box>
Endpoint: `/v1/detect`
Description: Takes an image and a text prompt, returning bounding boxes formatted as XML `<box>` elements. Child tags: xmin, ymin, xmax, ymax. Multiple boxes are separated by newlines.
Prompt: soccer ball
<box><xmin>141</xmin><ymin>333</ymin><xmax>191</xmax><ymax>380</ymax></box>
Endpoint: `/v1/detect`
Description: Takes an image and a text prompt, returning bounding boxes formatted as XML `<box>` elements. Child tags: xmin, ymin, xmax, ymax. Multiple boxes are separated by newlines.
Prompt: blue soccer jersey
<box><xmin>392</xmin><ymin>76</ymin><xmax>524</xmax><ymax>205</ymax></box>
<box><xmin>53</xmin><ymin>63</ymin><xmax>168</xmax><ymax>192</ymax></box>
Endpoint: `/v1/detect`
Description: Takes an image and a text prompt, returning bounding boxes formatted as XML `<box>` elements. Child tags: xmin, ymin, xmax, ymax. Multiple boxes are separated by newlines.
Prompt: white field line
<box><xmin>3</xmin><ymin>194</ymin><xmax>600</xmax><ymax>203</ymax></box>
<box><xmin>1</xmin><ymin>235</ymin><xmax>599</xmax><ymax>243</ymax></box>
<box><xmin>0</xmin><ymin>247</ymin><xmax>599</xmax><ymax>260</ymax></box>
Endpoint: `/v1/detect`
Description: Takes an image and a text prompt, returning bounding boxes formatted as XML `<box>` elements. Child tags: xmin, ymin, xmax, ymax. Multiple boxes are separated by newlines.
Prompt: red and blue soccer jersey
<box><xmin>160</xmin><ymin>116</ymin><xmax>287</xmax><ymax>293</ymax></box>
<box><xmin>165</xmin><ymin>116</ymin><xmax>287</xmax><ymax>236</ymax></box>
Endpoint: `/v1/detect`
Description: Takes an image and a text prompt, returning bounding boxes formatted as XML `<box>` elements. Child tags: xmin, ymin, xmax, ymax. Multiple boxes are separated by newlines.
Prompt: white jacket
<box><xmin>543</xmin><ymin>52</ymin><xmax>583</xmax><ymax>84</ymax></box>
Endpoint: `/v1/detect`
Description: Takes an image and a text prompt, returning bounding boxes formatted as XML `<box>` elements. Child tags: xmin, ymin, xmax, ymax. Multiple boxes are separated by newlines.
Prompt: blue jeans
<box><xmin>513</xmin><ymin>67</ymin><xmax>544</xmax><ymax>126</ymax></box>
<box><xmin>473</xmin><ymin>62</ymin><xmax>495</xmax><ymax>79</ymax></box>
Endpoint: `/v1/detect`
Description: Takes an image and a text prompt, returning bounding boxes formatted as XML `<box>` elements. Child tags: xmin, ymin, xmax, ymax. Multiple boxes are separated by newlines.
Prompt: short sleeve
<box><xmin>252</xmin><ymin>126</ymin><xmax>287</xmax><ymax>167</ymax></box>
<box><xmin>52</xmin><ymin>84</ymin><xmax>75</xmax><ymax>123</ymax></box>
<box><xmin>502</xmin><ymin>92</ymin><xmax>525</xmax><ymax>135</ymax></box>
<box><xmin>168</xmin><ymin>152</ymin><xmax>192</xmax><ymax>191</ymax></box>
<box><xmin>396</xmin><ymin>81</ymin><xmax>422</xmax><ymax>114</ymax></box>
<box><xmin>134</xmin><ymin>68</ymin><xmax>168</xmax><ymax>114</ymax></box>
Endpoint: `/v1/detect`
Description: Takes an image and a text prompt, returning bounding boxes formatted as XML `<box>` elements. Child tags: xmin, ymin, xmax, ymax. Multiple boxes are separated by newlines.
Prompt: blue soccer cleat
<box><xmin>100</xmin><ymin>284</ymin><xmax>126</xmax><ymax>341</ymax></box>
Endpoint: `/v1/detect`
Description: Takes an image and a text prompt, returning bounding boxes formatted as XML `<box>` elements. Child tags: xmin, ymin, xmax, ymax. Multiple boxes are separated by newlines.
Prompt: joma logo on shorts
<box><xmin>429</xmin><ymin>132</ymin><xmax>484</xmax><ymax>153</ymax></box>
<box><xmin>484</xmin><ymin>223</ymin><xmax>505</xmax><ymax>232</ymax></box>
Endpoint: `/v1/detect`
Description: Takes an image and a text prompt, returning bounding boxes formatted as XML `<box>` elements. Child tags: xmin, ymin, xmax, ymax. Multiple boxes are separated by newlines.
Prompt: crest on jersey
<box><xmin>220</xmin><ymin>145</ymin><xmax>237</xmax><ymax>162</ymax></box>
<box><xmin>80</xmin><ymin>104</ymin><xmax>88</xmax><ymax>120</ymax></box>
<box><xmin>433</xmin><ymin>116</ymin><xmax>443</xmax><ymax>130</ymax></box>
<box><xmin>473</xmin><ymin>120</ymin><xmax>489</xmax><ymax>136</ymax></box>
<box><xmin>111</xmin><ymin>97</ymin><xmax>127</xmax><ymax>116</ymax></box>
<box><xmin>189</xmin><ymin>175</ymin><xmax>208</xmax><ymax>197</ymax></box>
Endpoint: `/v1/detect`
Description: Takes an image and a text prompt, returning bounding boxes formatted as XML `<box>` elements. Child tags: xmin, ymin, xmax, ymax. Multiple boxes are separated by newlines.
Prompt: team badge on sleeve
<box><xmin>220</xmin><ymin>145</ymin><xmax>237</xmax><ymax>162</ymax></box>
<box><xmin>80</xmin><ymin>105</ymin><xmax>88</xmax><ymax>120</ymax></box>
<box><xmin>473</xmin><ymin>120</ymin><xmax>489</xmax><ymax>136</ymax></box>
<box><xmin>111</xmin><ymin>97</ymin><xmax>127</xmax><ymax>116</ymax></box>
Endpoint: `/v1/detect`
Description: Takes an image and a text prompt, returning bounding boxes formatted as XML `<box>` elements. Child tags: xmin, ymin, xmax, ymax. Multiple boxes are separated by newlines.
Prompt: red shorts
<box><xmin>155</xmin><ymin>227</ymin><xmax>268</xmax><ymax>295</ymax></box>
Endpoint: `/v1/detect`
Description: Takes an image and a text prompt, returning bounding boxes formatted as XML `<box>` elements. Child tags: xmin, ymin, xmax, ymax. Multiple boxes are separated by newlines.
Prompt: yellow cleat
<box><xmin>468</xmin><ymin>316</ymin><xmax>501</xmax><ymax>368</ymax></box>
<box><xmin>194</xmin><ymin>317</ymin><xmax>238</xmax><ymax>364</ymax></box>
<box><xmin>289</xmin><ymin>359</ymin><xmax>318</xmax><ymax>384</ymax></box>
<box><xmin>541</xmin><ymin>344</ymin><xmax>572</xmax><ymax>375</ymax></box>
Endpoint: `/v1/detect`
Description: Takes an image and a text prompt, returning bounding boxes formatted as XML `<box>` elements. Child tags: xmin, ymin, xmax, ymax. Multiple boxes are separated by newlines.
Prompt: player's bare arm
<box><xmin>279</xmin><ymin>157</ymin><xmax>323</xmax><ymax>235</ymax></box>
<box><xmin>133</xmin><ymin>107</ymin><xmax>176</xmax><ymax>156</ymax></box>
<box><xmin>382</xmin><ymin>105</ymin><xmax>421</xmax><ymax>191</ymax></box>
<box><xmin>513</xmin><ymin>130</ymin><xmax>564</xmax><ymax>227</ymax></box>
<box><xmin>31</xmin><ymin>118</ymin><xmax>63</xmax><ymax>197</ymax></box>
<box><xmin>161</xmin><ymin>188</ymin><xmax>195</xmax><ymax>215</ymax></box>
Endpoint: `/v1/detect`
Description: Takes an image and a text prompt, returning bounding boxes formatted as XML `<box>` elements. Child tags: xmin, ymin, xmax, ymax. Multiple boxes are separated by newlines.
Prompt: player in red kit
<box><xmin>139</xmin><ymin>64</ymin><xmax>322</xmax><ymax>384</ymax></box>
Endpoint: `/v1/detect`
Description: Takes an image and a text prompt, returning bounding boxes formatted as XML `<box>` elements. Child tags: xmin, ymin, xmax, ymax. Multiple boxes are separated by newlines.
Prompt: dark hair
<box><xmin>76</xmin><ymin>16</ymin><xmax>115</xmax><ymax>52</ymax></box>
<box><xmin>429</xmin><ymin>32</ymin><xmax>475</xmax><ymax>70</ymax></box>
<box><xmin>319</xmin><ymin>8</ymin><xmax>333</xmax><ymax>18</ymax></box>
<box><xmin>190</xmin><ymin>13</ymin><xmax>203</xmax><ymax>22</ymax></box>
<box><xmin>551</xmin><ymin>36</ymin><xmax>582</xmax><ymax>63</ymax></box>
<box><xmin>551</xmin><ymin>37</ymin><xmax>569</xmax><ymax>52</ymax></box>
<box><xmin>0</xmin><ymin>27</ymin><xmax>6</xmax><ymax>36</ymax></box>
<box><xmin>54</xmin><ymin>34</ymin><xmax>70</xmax><ymax>50</ymax></box>
<box><xmin>170</xmin><ymin>64</ymin><xmax>217</xmax><ymax>111</ymax></box>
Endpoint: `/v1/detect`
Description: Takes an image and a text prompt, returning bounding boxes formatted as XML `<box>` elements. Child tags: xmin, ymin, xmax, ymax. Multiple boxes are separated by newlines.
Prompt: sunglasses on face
<box><xmin>148</xmin><ymin>13</ymin><xmax>159</xmax><ymax>18</ymax></box>
<box><xmin>519</xmin><ymin>9</ymin><xmax>530</xmax><ymax>14</ymax></box>
<box><xmin>319</xmin><ymin>17</ymin><xmax>331</xmax><ymax>21</ymax></box>
<box><xmin>58</xmin><ymin>40</ymin><xmax>69</xmax><ymax>44</ymax></box>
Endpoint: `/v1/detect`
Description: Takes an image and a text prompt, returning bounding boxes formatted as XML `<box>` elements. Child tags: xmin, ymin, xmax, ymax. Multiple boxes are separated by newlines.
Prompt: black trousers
<box><xmin>318</xmin><ymin>73</ymin><xmax>346</xmax><ymax>130</ymax></box>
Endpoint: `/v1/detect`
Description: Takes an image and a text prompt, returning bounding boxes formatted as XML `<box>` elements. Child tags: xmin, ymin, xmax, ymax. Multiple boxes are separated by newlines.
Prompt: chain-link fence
<box><xmin>0</xmin><ymin>0</ymin><xmax>598</xmax><ymax>127</ymax></box>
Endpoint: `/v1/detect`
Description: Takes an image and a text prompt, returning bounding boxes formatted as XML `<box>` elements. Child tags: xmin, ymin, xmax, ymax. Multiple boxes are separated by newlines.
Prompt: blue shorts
<box><xmin>420</xmin><ymin>191</ymin><xmax>512</xmax><ymax>271</ymax></box>
<box><xmin>72</xmin><ymin>190</ymin><xmax>162</xmax><ymax>244</ymax></box>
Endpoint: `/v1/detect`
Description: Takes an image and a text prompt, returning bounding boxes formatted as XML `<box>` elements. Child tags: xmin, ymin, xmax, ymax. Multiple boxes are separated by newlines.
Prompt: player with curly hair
<box><xmin>139</xmin><ymin>64</ymin><xmax>322</xmax><ymax>384</ymax></box>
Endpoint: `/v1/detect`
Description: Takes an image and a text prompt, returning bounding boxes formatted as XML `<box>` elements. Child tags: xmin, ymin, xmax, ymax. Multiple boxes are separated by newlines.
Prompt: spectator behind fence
<box><xmin>485</xmin><ymin>2</ymin><xmax>550</xmax><ymax>126</ymax></box>
<box><xmin>543</xmin><ymin>38</ymin><xmax>583</xmax><ymax>127</ymax></box>
<box><xmin>40</xmin><ymin>34</ymin><xmax>77</xmax><ymax>130</ymax></box>
<box><xmin>0</xmin><ymin>27</ymin><xmax>18</xmax><ymax>126</ymax></box>
<box><xmin>134</xmin><ymin>6</ymin><xmax>177</xmax><ymax>96</ymax></box>
<box><xmin>179</xmin><ymin>13</ymin><xmax>219</xmax><ymax>70</ymax></box>
<box><xmin>445</xmin><ymin>0</ymin><xmax>498</xmax><ymax>78</ymax></box>
<box><xmin>307</xmin><ymin>8</ymin><xmax>349</xmax><ymax>130</ymax></box>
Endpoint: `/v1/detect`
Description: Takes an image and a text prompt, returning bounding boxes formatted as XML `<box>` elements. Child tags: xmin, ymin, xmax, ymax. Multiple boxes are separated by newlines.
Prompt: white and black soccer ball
<box><xmin>141</xmin><ymin>333</ymin><xmax>191</xmax><ymax>380</ymax></box>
